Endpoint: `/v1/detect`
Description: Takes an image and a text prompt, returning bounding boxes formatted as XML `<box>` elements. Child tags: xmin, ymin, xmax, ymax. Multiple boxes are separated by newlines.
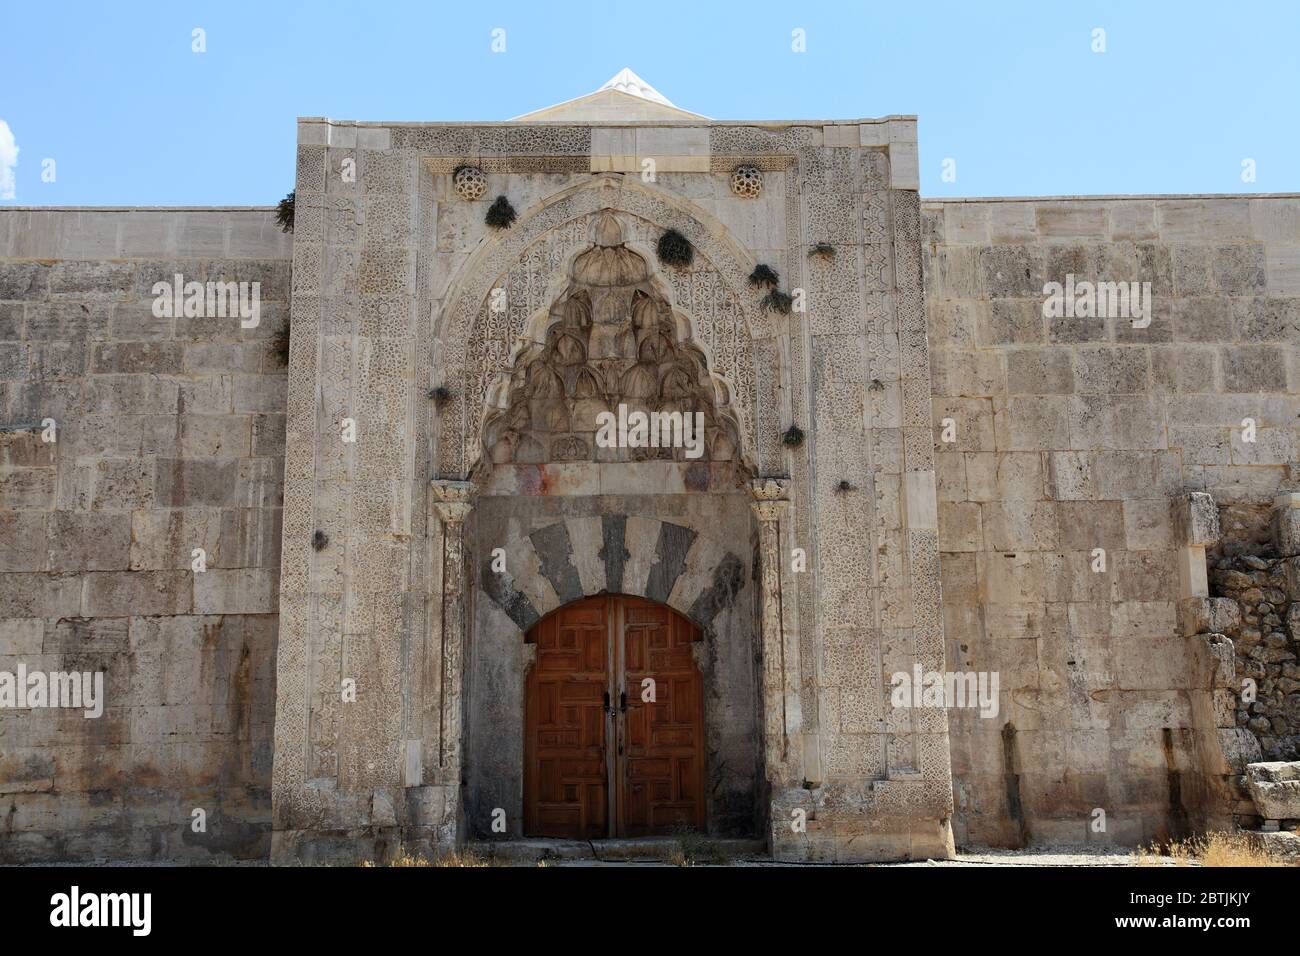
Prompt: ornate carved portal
<box><xmin>429</xmin><ymin>205</ymin><xmax>801</xmax><ymax>827</ymax></box>
<box><xmin>433</xmin><ymin>176</ymin><xmax>783</xmax><ymax>480</ymax></box>
<box><xmin>480</xmin><ymin>211</ymin><xmax>743</xmax><ymax>469</ymax></box>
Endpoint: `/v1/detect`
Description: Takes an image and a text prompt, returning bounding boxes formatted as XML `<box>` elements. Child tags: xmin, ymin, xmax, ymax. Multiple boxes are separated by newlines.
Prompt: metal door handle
<box><xmin>619</xmin><ymin>690</ymin><xmax>627</xmax><ymax>713</ymax></box>
<box><xmin>603</xmin><ymin>691</ymin><xmax>612</xmax><ymax>717</ymax></box>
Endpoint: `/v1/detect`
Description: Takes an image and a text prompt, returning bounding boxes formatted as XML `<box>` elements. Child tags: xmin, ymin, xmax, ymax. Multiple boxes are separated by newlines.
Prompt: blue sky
<box><xmin>2</xmin><ymin>0</ymin><xmax>1297</xmax><ymax>204</ymax></box>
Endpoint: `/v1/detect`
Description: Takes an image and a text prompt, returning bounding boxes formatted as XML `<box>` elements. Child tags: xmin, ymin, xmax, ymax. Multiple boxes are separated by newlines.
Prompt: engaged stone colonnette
<box><xmin>0</xmin><ymin>72</ymin><xmax>1297</xmax><ymax>863</ymax></box>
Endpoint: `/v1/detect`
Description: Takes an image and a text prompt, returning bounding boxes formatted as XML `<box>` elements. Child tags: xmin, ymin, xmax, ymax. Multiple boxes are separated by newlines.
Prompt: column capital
<box><xmin>431</xmin><ymin>479</ymin><xmax>475</xmax><ymax>525</ymax></box>
<box><xmin>750</xmin><ymin>477</ymin><xmax>789</xmax><ymax>520</ymax></box>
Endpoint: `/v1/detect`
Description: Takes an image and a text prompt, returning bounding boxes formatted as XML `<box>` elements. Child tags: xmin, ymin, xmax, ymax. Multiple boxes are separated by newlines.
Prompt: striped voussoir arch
<box><xmin>478</xmin><ymin>515</ymin><xmax>746</xmax><ymax>633</ymax></box>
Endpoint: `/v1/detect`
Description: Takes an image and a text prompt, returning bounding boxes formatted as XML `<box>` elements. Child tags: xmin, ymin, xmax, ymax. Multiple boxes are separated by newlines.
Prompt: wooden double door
<box><xmin>523</xmin><ymin>595</ymin><xmax>706</xmax><ymax>839</ymax></box>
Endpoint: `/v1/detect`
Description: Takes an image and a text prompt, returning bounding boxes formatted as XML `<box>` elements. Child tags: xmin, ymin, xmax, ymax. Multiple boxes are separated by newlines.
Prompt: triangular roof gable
<box><xmin>512</xmin><ymin>68</ymin><xmax>708</xmax><ymax>121</ymax></box>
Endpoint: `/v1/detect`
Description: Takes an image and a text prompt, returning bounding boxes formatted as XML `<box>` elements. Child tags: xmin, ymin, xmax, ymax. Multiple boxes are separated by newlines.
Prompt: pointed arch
<box><xmin>430</xmin><ymin>176</ymin><xmax>785</xmax><ymax>479</ymax></box>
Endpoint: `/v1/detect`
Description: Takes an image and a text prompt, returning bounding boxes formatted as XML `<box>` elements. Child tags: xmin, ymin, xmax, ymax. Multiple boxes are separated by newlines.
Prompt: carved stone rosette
<box><xmin>751</xmin><ymin>477</ymin><xmax>790</xmax><ymax>781</ymax></box>
<box><xmin>431</xmin><ymin>479</ymin><xmax>475</xmax><ymax>774</ymax></box>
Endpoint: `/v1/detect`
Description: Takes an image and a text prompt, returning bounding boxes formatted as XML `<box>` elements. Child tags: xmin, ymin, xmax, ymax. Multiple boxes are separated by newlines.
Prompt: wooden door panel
<box><xmin>524</xmin><ymin>597</ymin><xmax>610</xmax><ymax>839</ymax></box>
<box><xmin>525</xmin><ymin>594</ymin><xmax>705</xmax><ymax>839</ymax></box>
<box><xmin>617</xmin><ymin>597</ymin><xmax>705</xmax><ymax>837</ymax></box>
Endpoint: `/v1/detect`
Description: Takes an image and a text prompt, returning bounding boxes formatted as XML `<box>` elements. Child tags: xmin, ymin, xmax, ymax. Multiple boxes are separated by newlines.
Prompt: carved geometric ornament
<box><xmin>483</xmin><ymin>211</ymin><xmax>742</xmax><ymax>466</ymax></box>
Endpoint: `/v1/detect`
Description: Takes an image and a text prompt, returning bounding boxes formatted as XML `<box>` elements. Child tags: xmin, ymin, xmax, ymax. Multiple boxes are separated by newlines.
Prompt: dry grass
<box><xmin>670</xmin><ymin>825</ymin><xmax>730</xmax><ymax>866</ymax></box>
<box><xmin>1134</xmin><ymin>831</ymin><xmax>1290</xmax><ymax>867</ymax></box>
<box><xmin>361</xmin><ymin>849</ymin><xmax>491</xmax><ymax>868</ymax></box>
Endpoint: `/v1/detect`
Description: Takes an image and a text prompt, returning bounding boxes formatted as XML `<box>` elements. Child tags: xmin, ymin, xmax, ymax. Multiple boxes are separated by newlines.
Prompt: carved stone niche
<box><xmin>482</xmin><ymin>211</ymin><xmax>743</xmax><ymax>467</ymax></box>
<box><xmin>453</xmin><ymin>165</ymin><xmax>487</xmax><ymax>201</ymax></box>
<box><xmin>730</xmin><ymin>164</ymin><xmax>763</xmax><ymax>198</ymax></box>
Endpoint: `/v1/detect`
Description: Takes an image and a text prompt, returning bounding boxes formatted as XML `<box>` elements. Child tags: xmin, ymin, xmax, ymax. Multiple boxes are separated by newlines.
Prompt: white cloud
<box><xmin>0</xmin><ymin>120</ymin><xmax>18</xmax><ymax>200</ymax></box>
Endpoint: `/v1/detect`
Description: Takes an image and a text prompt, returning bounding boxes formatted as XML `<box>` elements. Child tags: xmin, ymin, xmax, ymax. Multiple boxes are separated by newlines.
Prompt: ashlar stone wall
<box><xmin>0</xmin><ymin>209</ymin><xmax>290</xmax><ymax>861</ymax></box>
<box><xmin>922</xmin><ymin>195</ymin><xmax>1300</xmax><ymax>847</ymax></box>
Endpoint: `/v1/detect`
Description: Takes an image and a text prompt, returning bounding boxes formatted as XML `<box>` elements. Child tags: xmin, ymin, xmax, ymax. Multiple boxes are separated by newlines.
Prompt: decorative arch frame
<box><xmin>430</xmin><ymin>175</ymin><xmax>788</xmax><ymax>479</ymax></box>
<box><xmin>477</xmin><ymin>223</ymin><xmax>753</xmax><ymax>474</ymax></box>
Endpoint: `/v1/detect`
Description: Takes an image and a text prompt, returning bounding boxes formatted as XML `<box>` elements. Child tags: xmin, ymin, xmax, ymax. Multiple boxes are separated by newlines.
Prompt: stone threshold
<box><xmin>468</xmin><ymin>837</ymin><xmax>767</xmax><ymax>864</ymax></box>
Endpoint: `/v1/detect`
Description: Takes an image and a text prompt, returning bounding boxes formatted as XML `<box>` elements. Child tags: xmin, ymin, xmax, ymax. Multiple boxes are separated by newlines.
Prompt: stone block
<box><xmin>84</xmin><ymin>571</ymin><xmax>192</xmax><ymax>617</ymax></box>
<box><xmin>192</xmin><ymin>568</ymin><xmax>279</xmax><ymax>615</ymax></box>
<box><xmin>903</xmin><ymin>470</ymin><xmax>938</xmax><ymax>530</ymax></box>
<box><xmin>1036</xmin><ymin>204</ymin><xmax>1107</xmax><ymax>238</ymax></box>
<box><xmin>117</xmin><ymin>213</ymin><xmax>176</xmax><ymax>257</ymax></box>
<box><xmin>153</xmin><ymin>458</ymin><xmax>240</xmax><ymax>508</ymax></box>
<box><xmin>90</xmin><ymin>459</ymin><xmax>155</xmax><ymax>511</ymax></box>
<box><xmin>1275</xmin><ymin>494</ymin><xmax>1300</xmax><ymax>555</ymax></box>
<box><xmin>934</xmin><ymin>447</ymin><xmax>965</xmax><ymax>501</ymax></box>
<box><xmin>0</xmin><ymin>513</ymin><xmax>47</xmax><ymax>571</ymax></box>
<box><xmin>1168</xmin><ymin>424</ymin><xmax>1230</xmax><ymax>465</ymax></box>
<box><xmin>994</xmin><ymin>395</ymin><xmax>1069</xmax><ymax>451</ymax></box>
<box><xmin>938</xmin><ymin>501</ymin><xmax>981</xmax><ymax>553</ymax></box>
<box><xmin>1073</xmin><ymin>346</ymin><xmax>1150</xmax><ymax>394</ymax></box>
<box><xmin>1179</xmin><ymin>491</ymin><xmax>1220</xmax><ymax>547</ymax></box>
<box><xmin>1108</xmin><ymin>202</ymin><xmax>1157</xmax><ymax>241</ymax></box>
<box><xmin>980</xmin><ymin>500</ymin><xmax>1058</xmax><ymax>552</ymax></box>
<box><xmin>1112</xmin><ymin>502</ymin><xmax>1175</xmax><ymax>554</ymax></box>
<box><xmin>1093</xmin><ymin>451</ymin><xmax>1165</xmax><ymax>501</ymax></box>
<box><xmin>1221</xmin><ymin>344</ymin><xmax>1289</xmax><ymax>392</ymax></box>
<box><xmin>963</xmin><ymin>451</ymin><xmax>1042</xmax><ymax>502</ymax></box>
<box><xmin>1043</xmin><ymin>451</ymin><xmax>1093</xmax><ymax>500</ymax></box>
<box><xmin>1230</xmin><ymin>295</ymin><xmax>1300</xmax><ymax>342</ymax></box>
<box><xmin>0</xmin><ymin>429</ymin><xmax>51</xmax><ymax>471</ymax></box>
<box><xmin>1211</xmin><ymin>243</ymin><xmax>1266</xmax><ymax>294</ymax></box>
<box><xmin>0</xmin><ymin>468</ymin><xmax>56</xmax><ymax>510</ymax></box>
<box><xmin>934</xmin><ymin>204</ymin><xmax>987</xmax><ymax>244</ymax></box>
<box><xmin>632</xmin><ymin>127</ymin><xmax>710</xmax><ymax>171</ymax></box>
<box><xmin>91</xmin><ymin>342</ymin><xmax>183</xmax><ymax>375</ymax></box>
<box><xmin>0</xmin><ymin>574</ymin><xmax>81</xmax><ymax>618</ymax></box>
<box><xmin>932</xmin><ymin>397</ymin><xmax>994</xmax><ymax>451</ymax></box>
<box><xmin>0</xmin><ymin>261</ymin><xmax>50</xmax><ymax>300</ymax></box>
<box><xmin>0</xmin><ymin>301</ymin><xmax>22</xmax><ymax>339</ymax></box>
<box><xmin>47</xmin><ymin>261</ymin><xmax>135</xmax><ymax>301</ymax></box>
<box><xmin>1156</xmin><ymin>200</ymin><xmax>1251</xmax><ymax>241</ymax></box>
<box><xmin>978</xmin><ymin>245</ymin><xmax>1043</xmax><ymax>299</ymax></box>
<box><xmin>47</xmin><ymin>513</ymin><xmax>132</xmax><ymax>572</ymax></box>
<box><xmin>1179</xmin><ymin>545</ymin><xmax>1208</xmax><ymax>598</ymax></box>
<box><xmin>25</xmin><ymin>302</ymin><xmax>112</xmax><ymax>341</ymax></box>
<box><xmin>1245</xmin><ymin>762</ymin><xmax>1300</xmax><ymax>820</ymax></box>
<box><xmin>1229</xmin><ymin>425</ymin><xmax>1295</xmax><ymax>465</ymax></box>
<box><xmin>930</xmin><ymin>247</ymin><xmax>980</xmax><ymax>298</ymax></box>
<box><xmin>1057</xmin><ymin>501</ymin><xmax>1125</xmax><ymax>551</ymax></box>
<box><xmin>1264</xmin><ymin>245</ymin><xmax>1300</xmax><ymax>294</ymax></box>
<box><xmin>1112</xmin><ymin>551</ymin><xmax>1177</xmax><ymax>602</ymax></box>
<box><xmin>889</xmin><ymin>141</ymin><xmax>919</xmax><ymax>190</ymax></box>
<box><xmin>1005</xmin><ymin>348</ymin><xmax>1073</xmax><ymax>394</ymax></box>
<box><xmin>1150</xmin><ymin>345</ymin><xmax>1218</xmax><ymax>393</ymax></box>
<box><xmin>930</xmin><ymin>349</ymin><xmax>1005</xmax><ymax>398</ymax></box>
<box><xmin>176</xmin><ymin>213</ymin><xmax>229</xmax><ymax>256</ymax></box>
<box><xmin>0</xmin><ymin>618</ymin><xmax>43</xmax><ymax>654</ymax></box>
<box><xmin>1067</xmin><ymin>395</ymin><xmax>1165</xmax><ymax>451</ymax></box>
<box><xmin>1168</xmin><ymin>297</ymin><xmax>1231</xmax><ymax>344</ymax></box>
<box><xmin>1177</xmin><ymin>597</ymin><xmax>1240</xmax><ymax>638</ymax></box>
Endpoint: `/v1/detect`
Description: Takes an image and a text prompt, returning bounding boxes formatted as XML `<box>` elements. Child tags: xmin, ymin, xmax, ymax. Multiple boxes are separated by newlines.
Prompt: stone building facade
<box><xmin>0</xmin><ymin>75</ymin><xmax>1297</xmax><ymax>863</ymax></box>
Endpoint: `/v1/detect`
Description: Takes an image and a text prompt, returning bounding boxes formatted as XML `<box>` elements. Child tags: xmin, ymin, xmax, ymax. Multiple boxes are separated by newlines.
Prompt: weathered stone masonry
<box><xmin>1</xmin><ymin>115</ymin><xmax>1297</xmax><ymax>863</ymax></box>
<box><xmin>923</xmin><ymin>196</ymin><xmax>1300</xmax><ymax>846</ymax></box>
<box><xmin>0</xmin><ymin>209</ymin><xmax>290</xmax><ymax>861</ymax></box>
